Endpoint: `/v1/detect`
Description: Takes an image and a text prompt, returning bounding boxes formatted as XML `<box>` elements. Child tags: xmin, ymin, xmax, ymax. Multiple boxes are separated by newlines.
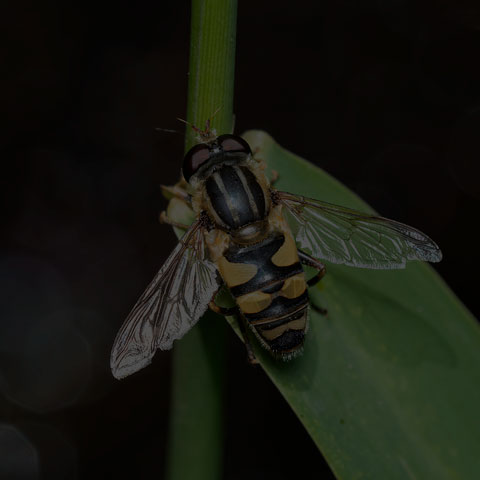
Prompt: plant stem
<box><xmin>166</xmin><ymin>1</ymin><xmax>237</xmax><ymax>480</ymax></box>
<box><xmin>166</xmin><ymin>314</ymin><xmax>227</xmax><ymax>480</ymax></box>
<box><xmin>184</xmin><ymin>0</ymin><xmax>237</xmax><ymax>148</ymax></box>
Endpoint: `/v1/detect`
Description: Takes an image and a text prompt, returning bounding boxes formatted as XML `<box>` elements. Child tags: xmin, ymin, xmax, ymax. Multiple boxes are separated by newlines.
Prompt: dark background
<box><xmin>1</xmin><ymin>1</ymin><xmax>479</xmax><ymax>479</ymax></box>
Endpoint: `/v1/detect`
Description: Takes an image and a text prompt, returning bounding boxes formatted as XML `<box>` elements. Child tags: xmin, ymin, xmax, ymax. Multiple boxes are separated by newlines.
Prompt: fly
<box><xmin>110</xmin><ymin>120</ymin><xmax>442</xmax><ymax>379</ymax></box>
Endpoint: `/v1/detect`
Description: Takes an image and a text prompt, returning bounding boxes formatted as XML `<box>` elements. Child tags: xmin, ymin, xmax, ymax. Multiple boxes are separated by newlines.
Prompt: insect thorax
<box><xmin>191</xmin><ymin>155</ymin><xmax>271</xmax><ymax>236</ymax></box>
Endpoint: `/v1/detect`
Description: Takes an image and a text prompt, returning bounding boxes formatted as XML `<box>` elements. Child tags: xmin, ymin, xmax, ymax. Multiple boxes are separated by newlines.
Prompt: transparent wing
<box><xmin>278</xmin><ymin>191</ymin><xmax>442</xmax><ymax>269</ymax></box>
<box><xmin>110</xmin><ymin>221</ymin><xmax>221</xmax><ymax>379</ymax></box>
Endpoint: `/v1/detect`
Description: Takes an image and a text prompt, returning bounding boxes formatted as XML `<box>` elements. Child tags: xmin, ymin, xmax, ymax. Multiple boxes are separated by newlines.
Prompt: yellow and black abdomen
<box><xmin>218</xmin><ymin>230</ymin><xmax>309</xmax><ymax>357</ymax></box>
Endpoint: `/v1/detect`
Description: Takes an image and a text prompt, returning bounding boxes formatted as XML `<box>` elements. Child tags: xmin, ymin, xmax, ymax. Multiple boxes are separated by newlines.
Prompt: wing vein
<box><xmin>278</xmin><ymin>191</ymin><xmax>442</xmax><ymax>269</ymax></box>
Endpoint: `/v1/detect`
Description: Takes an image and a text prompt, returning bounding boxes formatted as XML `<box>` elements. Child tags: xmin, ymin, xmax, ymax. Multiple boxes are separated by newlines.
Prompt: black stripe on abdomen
<box><xmin>257</xmin><ymin>308</ymin><xmax>308</xmax><ymax>354</ymax></box>
<box><xmin>244</xmin><ymin>291</ymin><xmax>309</xmax><ymax>323</ymax></box>
<box><xmin>225</xmin><ymin>234</ymin><xmax>303</xmax><ymax>297</ymax></box>
<box><xmin>230</xmin><ymin>262</ymin><xmax>303</xmax><ymax>297</ymax></box>
<box><xmin>266</xmin><ymin>327</ymin><xmax>306</xmax><ymax>353</ymax></box>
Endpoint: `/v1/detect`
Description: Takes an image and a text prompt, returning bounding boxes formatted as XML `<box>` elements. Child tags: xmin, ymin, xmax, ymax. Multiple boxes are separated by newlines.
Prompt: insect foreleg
<box><xmin>160</xmin><ymin>183</ymin><xmax>190</xmax><ymax>203</ymax></box>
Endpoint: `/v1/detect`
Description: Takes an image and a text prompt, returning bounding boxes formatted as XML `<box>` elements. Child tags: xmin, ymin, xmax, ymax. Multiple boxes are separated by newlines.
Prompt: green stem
<box><xmin>184</xmin><ymin>0</ymin><xmax>237</xmax><ymax>148</ymax></box>
<box><xmin>166</xmin><ymin>2</ymin><xmax>237</xmax><ymax>480</ymax></box>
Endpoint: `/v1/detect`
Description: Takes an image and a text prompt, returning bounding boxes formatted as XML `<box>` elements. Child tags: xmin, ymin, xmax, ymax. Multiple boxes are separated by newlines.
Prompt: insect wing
<box><xmin>110</xmin><ymin>221</ymin><xmax>220</xmax><ymax>379</ymax></box>
<box><xmin>278</xmin><ymin>191</ymin><xmax>442</xmax><ymax>269</ymax></box>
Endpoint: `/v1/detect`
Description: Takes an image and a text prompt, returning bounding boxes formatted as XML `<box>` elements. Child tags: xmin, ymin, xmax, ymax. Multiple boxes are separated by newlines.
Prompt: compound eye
<box><xmin>182</xmin><ymin>144</ymin><xmax>211</xmax><ymax>182</ymax></box>
<box><xmin>217</xmin><ymin>134</ymin><xmax>252</xmax><ymax>155</ymax></box>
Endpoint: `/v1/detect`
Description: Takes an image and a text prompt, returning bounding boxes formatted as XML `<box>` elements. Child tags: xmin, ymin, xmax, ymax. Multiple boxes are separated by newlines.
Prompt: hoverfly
<box><xmin>110</xmin><ymin>121</ymin><xmax>442</xmax><ymax>379</ymax></box>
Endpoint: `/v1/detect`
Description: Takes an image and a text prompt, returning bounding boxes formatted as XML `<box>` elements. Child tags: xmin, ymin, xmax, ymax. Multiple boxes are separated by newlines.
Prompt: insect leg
<box><xmin>208</xmin><ymin>301</ymin><xmax>238</xmax><ymax>317</ymax></box>
<box><xmin>160</xmin><ymin>183</ymin><xmax>190</xmax><ymax>203</ymax></box>
<box><xmin>298</xmin><ymin>250</ymin><xmax>326</xmax><ymax>286</ymax></box>
<box><xmin>269</xmin><ymin>170</ymin><xmax>279</xmax><ymax>186</ymax></box>
<box><xmin>236</xmin><ymin>315</ymin><xmax>258</xmax><ymax>365</ymax></box>
<box><xmin>251</xmin><ymin>147</ymin><xmax>277</xmax><ymax>183</ymax></box>
<box><xmin>298</xmin><ymin>250</ymin><xmax>328</xmax><ymax>315</ymax></box>
<box><xmin>307</xmin><ymin>270</ymin><xmax>326</xmax><ymax>288</ymax></box>
<box><xmin>159</xmin><ymin>211</ymin><xmax>191</xmax><ymax>230</ymax></box>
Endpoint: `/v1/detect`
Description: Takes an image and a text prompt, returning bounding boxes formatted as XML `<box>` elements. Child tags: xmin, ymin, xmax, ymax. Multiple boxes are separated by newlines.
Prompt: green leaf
<box><xmin>167</xmin><ymin>129</ymin><xmax>480</xmax><ymax>479</ymax></box>
<box><xmin>238</xmin><ymin>130</ymin><xmax>480</xmax><ymax>480</ymax></box>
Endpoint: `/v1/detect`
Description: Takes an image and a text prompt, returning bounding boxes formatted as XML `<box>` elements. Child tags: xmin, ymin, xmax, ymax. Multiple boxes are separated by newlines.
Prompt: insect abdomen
<box><xmin>218</xmin><ymin>231</ymin><xmax>309</xmax><ymax>356</ymax></box>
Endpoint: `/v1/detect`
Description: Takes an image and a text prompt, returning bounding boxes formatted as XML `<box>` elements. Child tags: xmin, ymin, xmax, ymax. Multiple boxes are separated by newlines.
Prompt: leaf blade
<box><xmin>167</xmin><ymin>129</ymin><xmax>480</xmax><ymax>479</ymax></box>
<box><xmin>241</xmin><ymin>130</ymin><xmax>480</xmax><ymax>480</ymax></box>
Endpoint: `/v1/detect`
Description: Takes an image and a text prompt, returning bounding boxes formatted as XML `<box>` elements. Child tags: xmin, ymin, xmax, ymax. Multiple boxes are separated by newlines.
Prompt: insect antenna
<box><xmin>155</xmin><ymin>127</ymin><xmax>181</xmax><ymax>134</ymax></box>
<box><xmin>177</xmin><ymin>108</ymin><xmax>221</xmax><ymax>144</ymax></box>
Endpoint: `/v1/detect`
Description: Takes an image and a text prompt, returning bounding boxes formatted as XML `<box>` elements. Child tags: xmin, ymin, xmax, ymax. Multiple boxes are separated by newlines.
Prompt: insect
<box><xmin>110</xmin><ymin>121</ymin><xmax>442</xmax><ymax>379</ymax></box>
